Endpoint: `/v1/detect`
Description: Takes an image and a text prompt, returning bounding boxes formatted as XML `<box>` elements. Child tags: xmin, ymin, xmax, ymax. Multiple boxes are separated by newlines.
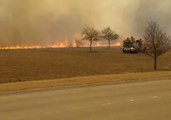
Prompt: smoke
<box><xmin>0</xmin><ymin>0</ymin><xmax>170</xmax><ymax>47</ymax></box>
<box><xmin>134</xmin><ymin>0</ymin><xmax>171</xmax><ymax>37</ymax></box>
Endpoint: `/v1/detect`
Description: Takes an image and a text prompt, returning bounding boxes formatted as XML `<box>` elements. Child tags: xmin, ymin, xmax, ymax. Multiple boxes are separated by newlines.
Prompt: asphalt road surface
<box><xmin>0</xmin><ymin>79</ymin><xmax>171</xmax><ymax>120</ymax></box>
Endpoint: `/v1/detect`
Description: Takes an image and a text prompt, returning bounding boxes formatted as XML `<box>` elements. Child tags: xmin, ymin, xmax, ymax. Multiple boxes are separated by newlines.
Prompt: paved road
<box><xmin>0</xmin><ymin>80</ymin><xmax>171</xmax><ymax>120</ymax></box>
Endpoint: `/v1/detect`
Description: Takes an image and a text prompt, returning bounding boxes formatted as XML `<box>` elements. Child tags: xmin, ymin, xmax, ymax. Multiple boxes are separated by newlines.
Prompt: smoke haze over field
<box><xmin>0</xmin><ymin>0</ymin><xmax>170</xmax><ymax>46</ymax></box>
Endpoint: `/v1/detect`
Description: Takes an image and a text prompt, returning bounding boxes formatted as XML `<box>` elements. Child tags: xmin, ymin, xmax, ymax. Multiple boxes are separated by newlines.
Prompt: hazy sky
<box><xmin>0</xmin><ymin>0</ymin><xmax>170</xmax><ymax>46</ymax></box>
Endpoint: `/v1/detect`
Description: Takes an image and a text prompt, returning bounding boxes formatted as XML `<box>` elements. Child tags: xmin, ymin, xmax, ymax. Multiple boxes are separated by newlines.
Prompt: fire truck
<box><xmin>122</xmin><ymin>37</ymin><xmax>145</xmax><ymax>53</ymax></box>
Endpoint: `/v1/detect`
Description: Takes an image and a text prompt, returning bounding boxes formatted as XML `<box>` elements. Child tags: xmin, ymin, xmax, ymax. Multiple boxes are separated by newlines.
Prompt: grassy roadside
<box><xmin>0</xmin><ymin>71</ymin><xmax>171</xmax><ymax>93</ymax></box>
<box><xmin>0</xmin><ymin>48</ymin><xmax>170</xmax><ymax>83</ymax></box>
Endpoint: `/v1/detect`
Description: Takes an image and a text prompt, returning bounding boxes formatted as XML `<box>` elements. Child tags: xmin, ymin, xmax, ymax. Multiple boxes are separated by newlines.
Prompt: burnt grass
<box><xmin>0</xmin><ymin>47</ymin><xmax>170</xmax><ymax>83</ymax></box>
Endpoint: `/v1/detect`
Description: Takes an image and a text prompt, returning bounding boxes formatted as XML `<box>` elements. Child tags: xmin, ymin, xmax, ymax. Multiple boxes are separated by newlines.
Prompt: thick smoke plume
<box><xmin>0</xmin><ymin>0</ymin><xmax>170</xmax><ymax>47</ymax></box>
<box><xmin>134</xmin><ymin>0</ymin><xmax>171</xmax><ymax>36</ymax></box>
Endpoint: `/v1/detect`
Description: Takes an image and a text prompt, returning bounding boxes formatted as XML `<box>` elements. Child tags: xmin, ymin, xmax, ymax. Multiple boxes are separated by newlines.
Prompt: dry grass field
<box><xmin>0</xmin><ymin>47</ymin><xmax>171</xmax><ymax>83</ymax></box>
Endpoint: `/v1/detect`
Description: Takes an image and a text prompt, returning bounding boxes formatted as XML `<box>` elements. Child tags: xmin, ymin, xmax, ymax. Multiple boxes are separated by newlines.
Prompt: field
<box><xmin>0</xmin><ymin>47</ymin><xmax>171</xmax><ymax>83</ymax></box>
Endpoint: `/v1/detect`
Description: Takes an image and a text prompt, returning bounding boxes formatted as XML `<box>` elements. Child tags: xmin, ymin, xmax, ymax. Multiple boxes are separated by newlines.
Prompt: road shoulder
<box><xmin>0</xmin><ymin>71</ymin><xmax>171</xmax><ymax>93</ymax></box>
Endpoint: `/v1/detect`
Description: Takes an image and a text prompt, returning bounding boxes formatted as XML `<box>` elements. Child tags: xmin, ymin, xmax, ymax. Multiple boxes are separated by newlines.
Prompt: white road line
<box><xmin>102</xmin><ymin>102</ymin><xmax>112</xmax><ymax>106</ymax></box>
<box><xmin>152</xmin><ymin>96</ymin><xmax>158</xmax><ymax>99</ymax></box>
<box><xmin>130</xmin><ymin>99</ymin><xmax>135</xmax><ymax>102</ymax></box>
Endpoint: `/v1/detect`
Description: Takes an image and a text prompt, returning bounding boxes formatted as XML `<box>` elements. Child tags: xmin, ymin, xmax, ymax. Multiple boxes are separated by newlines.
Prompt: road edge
<box><xmin>0</xmin><ymin>71</ymin><xmax>171</xmax><ymax>94</ymax></box>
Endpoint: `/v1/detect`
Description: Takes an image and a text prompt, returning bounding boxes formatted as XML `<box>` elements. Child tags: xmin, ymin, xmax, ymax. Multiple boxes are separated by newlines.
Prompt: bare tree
<box><xmin>144</xmin><ymin>21</ymin><xmax>170</xmax><ymax>70</ymax></box>
<box><xmin>82</xmin><ymin>27</ymin><xmax>99</xmax><ymax>52</ymax></box>
<box><xmin>101</xmin><ymin>27</ymin><xmax>119</xmax><ymax>48</ymax></box>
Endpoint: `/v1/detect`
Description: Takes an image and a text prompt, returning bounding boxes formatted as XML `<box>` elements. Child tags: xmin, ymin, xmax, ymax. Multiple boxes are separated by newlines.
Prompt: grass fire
<box><xmin>0</xmin><ymin>0</ymin><xmax>170</xmax><ymax>84</ymax></box>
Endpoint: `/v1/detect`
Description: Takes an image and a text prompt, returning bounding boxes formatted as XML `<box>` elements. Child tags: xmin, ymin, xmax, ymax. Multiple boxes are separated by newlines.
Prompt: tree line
<box><xmin>82</xmin><ymin>27</ymin><xmax>119</xmax><ymax>52</ymax></box>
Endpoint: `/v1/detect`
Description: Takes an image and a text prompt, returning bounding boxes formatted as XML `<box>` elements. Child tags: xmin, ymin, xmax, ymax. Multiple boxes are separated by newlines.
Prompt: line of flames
<box><xmin>0</xmin><ymin>43</ymin><xmax>121</xmax><ymax>50</ymax></box>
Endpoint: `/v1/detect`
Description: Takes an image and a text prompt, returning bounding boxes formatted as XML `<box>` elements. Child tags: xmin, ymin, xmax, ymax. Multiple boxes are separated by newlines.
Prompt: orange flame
<box><xmin>0</xmin><ymin>42</ymin><xmax>70</xmax><ymax>50</ymax></box>
<box><xmin>0</xmin><ymin>41</ymin><xmax>121</xmax><ymax>50</ymax></box>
